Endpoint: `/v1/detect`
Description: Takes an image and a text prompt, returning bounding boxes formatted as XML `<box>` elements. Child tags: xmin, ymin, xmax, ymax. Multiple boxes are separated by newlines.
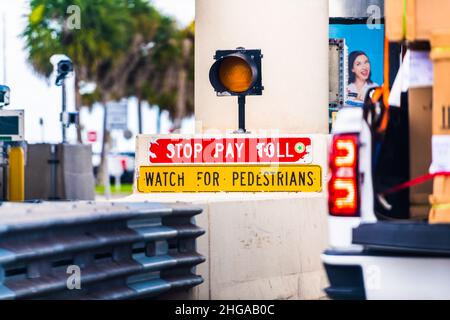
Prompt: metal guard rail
<box><xmin>0</xmin><ymin>201</ymin><xmax>205</xmax><ymax>299</ymax></box>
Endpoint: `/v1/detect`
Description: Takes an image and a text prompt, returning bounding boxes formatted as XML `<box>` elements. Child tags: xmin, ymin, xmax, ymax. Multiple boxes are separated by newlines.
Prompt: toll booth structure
<box><xmin>128</xmin><ymin>0</ymin><xmax>331</xmax><ymax>300</ymax></box>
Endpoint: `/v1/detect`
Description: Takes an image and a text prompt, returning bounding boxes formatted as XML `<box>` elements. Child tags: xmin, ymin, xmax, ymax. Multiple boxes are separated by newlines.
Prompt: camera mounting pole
<box><xmin>54</xmin><ymin>58</ymin><xmax>76</xmax><ymax>144</ymax></box>
<box><xmin>61</xmin><ymin>78</ymin><xmax>67</xmax><ymax>143</ymax></box>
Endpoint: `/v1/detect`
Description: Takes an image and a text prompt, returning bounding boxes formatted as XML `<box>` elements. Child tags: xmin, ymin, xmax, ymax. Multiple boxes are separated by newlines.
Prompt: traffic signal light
<box><xmin>209</xmin><ymin>48</ymin><xmax>263</xmax><ymax>133</ymax></box>
<box><xmin>209</xmin><ymin>48</ymin><xmax>263</xmax><ymax>96</ymax></box>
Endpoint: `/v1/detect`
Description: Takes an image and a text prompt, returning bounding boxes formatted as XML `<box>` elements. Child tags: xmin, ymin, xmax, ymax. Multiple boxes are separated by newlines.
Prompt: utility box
<box><xmin>25</xmin><ymin>144</ymin><xmax>95</xmax><ymax>201</ymax></box>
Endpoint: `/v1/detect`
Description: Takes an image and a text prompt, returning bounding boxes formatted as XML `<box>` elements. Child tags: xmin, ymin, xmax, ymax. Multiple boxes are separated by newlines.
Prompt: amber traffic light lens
<box><xmin>218</xmin><ymin>57</ymin><xmax>253</xmax><ymax>93</ymax></box>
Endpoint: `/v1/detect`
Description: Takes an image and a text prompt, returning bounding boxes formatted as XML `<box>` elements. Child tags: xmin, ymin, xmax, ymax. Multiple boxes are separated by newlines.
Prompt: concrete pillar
<box><xmin>195</xmin><ymin>0</ymin><xmax>329</xmax><ymax>134</ymax></box>
<box><xmin>177</xmin><ymin>0</ymin><xmax>329</xmax><ymax>299</ymax></box>
<box><xmin>131</xmin><ymin>0</ymin><xmax>331</xmax><ymax>300</ymax></box>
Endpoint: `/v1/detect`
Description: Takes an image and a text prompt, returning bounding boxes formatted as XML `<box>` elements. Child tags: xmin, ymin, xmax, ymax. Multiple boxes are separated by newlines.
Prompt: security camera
<box><xmin>55</xmin><ymin>59</ymin><xmax>73</xmax><ymax>86</ymax></box>
<box><xmin>50</xmin><ymin>54</ymin><xmax>73</xmax><ymax>86</ymax></box>
<box><xmin>58</xmin><ymin>59</ymin><xmax>73</xmax><ymax>75</ymax></box>
<box><xmin>0</xmin><ymin>85</ymin><xmax>10</xmax><ymax>108</ymax></box>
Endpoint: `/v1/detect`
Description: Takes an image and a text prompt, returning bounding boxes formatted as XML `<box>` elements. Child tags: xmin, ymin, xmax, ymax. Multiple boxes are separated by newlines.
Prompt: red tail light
<box><xmin>328</xmin><ymin>134</ymin><xmax>359</xmax><ymax>217</ymax></box>
<box><xmin>120</xmin><ymin>158</ymin><xmax>127</xmax><ymax>171</ymax></box>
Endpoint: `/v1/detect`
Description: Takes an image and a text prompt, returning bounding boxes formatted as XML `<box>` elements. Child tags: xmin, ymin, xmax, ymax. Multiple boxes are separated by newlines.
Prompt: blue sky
<box><xmin>0</xmin><ymin>0</ymin><xmax>195</xmax><ymax>146</ymax></box>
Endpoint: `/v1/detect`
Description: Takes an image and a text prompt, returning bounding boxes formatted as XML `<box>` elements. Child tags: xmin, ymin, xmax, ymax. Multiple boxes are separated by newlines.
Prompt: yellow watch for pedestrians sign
<box><xmin>137</xmin><ymin>164</ymin><xmax>322</xmax><ymax>193</ymax></box>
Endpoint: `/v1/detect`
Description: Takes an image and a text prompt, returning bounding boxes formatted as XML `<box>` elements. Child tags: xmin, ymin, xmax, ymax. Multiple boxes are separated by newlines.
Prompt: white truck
<box><xmin>322</xmin><ymin>96</ymin><xmax>450</xmax><ymax>300</ymax></box>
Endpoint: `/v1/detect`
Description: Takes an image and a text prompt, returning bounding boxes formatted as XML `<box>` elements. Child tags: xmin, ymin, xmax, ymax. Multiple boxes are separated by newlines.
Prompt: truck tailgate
<box><xmin>353</xmin><ymin>222</ymin><xmax>450</xmax><ymax>255</ymax></box>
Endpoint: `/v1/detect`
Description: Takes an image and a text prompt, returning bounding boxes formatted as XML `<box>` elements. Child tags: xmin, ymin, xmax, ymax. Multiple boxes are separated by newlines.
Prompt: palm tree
<box><xmin>136</xmin><ymin>20</ymin><xmax>195</xmax><ymax>133</ymax></box>
<box><xmin>92</xmin><ymin>1</ymin><xmax>163</xmax><ymax>187</ymax></box>
<box><xmin>23</xmin><ymin>0</ymin><xmax>195</xmax><ymax>189</ymax></box>
<box><xmin>125</xmin><ymin>14</ymin><xmax>177</xmax><ymax>133</ymax></box>
<box><xmin>173</xmin><ymin>22</ymin><xmax>195</xmax><ymax>131</ymax></box>
<box><xmin>23</xmin><ymin>0</ymin><xmax>135</xmax><ymax>142</ymax></box>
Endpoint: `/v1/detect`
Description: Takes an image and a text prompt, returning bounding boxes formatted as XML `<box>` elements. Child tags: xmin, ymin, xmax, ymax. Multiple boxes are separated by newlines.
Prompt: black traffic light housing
<box><xmin>209</xmin><ymin>48</ymin><xmax>263</xmax><ymax>96</ymax></box>
<box><xmin>209</xmin><ymin>47</ymin><xmax>263</xmax><ymax>132</ymax></box>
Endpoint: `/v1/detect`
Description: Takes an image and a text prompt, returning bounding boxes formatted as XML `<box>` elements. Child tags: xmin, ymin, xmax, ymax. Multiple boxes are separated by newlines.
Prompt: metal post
<box><xmin>61</xmin><ymin>79</ymin><xmax>67</xmax><ymax>143</ymax></box>
<box><xmin>104</xmin><ymin>152</ymin><xmax>111</xmax><ymax>200</ymax></box>
<box><xmin>49</xmin><ymin>144</ymin><xmax>58</xmax><ymax>200</ymax></box>
<box><xmin>138</xmin><ymin>98</ymin><xmax>143</xmax><ymax>134</ymax></box>
<box><xmin>100</xmin><ymin>104</ymin><xmax>111</xmax><ymax>200</ymax></box>
<box><xmin>156</xmin><ymin>106</ymin><xmax>162</xmax><ymax>134</ymax></box>
<box><xmin>8</xmin><ymin>145</ymin><xmax>24</xmax><ymax>201</ymax></box>
<box><xmin>238</xmin><ymin>95</ymin><xmax>246</xmax><ymax>133</ymax></box>
<box><xmin>39</xmin><ymin>117</ymin><xmax>44</xmax><ymax>142</ymax></box>
<box><xmin>1</xmin><ymin>163</ymin><xmax>6</xmax><ymax>201</ymax></box>
<box><xmin>0</xmin><ymin>142</ymin><xmax>7</xmax><ymax>201</ymax></box>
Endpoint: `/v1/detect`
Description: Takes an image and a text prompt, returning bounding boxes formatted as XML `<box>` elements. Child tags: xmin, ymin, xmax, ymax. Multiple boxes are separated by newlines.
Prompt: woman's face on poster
<box><xmin>352</xmin><ymin>54</ymin><xmax>370</xmax><ymax>82</ymax></box>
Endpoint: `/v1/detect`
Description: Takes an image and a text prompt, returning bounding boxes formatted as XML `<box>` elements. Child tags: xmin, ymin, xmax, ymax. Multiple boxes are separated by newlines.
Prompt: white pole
<box><xmin>1</xmin><ymin>12</ymin><xmax>6</xmax><ymax>84</ymax></box>
<box><xmin>104</xmin><ymin>152</ymin><xmax>111</xmax><ymax>200</ymax></box>
<box><xmin>115</xmin><ymin>174</ymin><xmax>121</xmax><ymax>192</ymax></box>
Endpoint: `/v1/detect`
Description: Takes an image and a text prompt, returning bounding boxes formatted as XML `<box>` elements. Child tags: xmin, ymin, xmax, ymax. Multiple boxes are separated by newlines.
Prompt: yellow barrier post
<box><xmin>8</xmin><ymin>145</ymin><xmax>25</xmax><ymax>201</ymax></box>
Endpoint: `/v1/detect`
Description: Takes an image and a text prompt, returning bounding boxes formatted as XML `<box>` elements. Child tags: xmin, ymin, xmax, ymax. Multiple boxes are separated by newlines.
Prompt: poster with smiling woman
<box><xmin>347</xmin><ymin>50</ymin><xmax>379</xmax><ymax>105</ymax></box>
<box><xmin>330</xmin><ymin>20</ymin><xmax>385</xmax><ymax>107</ymax></box>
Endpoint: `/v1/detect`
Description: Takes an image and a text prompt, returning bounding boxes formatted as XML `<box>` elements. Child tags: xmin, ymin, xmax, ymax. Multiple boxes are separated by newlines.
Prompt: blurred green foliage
<box><xmin>22</xmin><ymin>0</ymin><xmax>194</xmax><ymax>122</ymax></box>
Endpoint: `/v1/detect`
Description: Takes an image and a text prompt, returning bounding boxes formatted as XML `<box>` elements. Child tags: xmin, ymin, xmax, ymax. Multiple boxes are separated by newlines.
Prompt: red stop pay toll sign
<box><xmin>147</xmin><ymin>136</ymin><xmax>313</xmax><ymax>164</ymax></box>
